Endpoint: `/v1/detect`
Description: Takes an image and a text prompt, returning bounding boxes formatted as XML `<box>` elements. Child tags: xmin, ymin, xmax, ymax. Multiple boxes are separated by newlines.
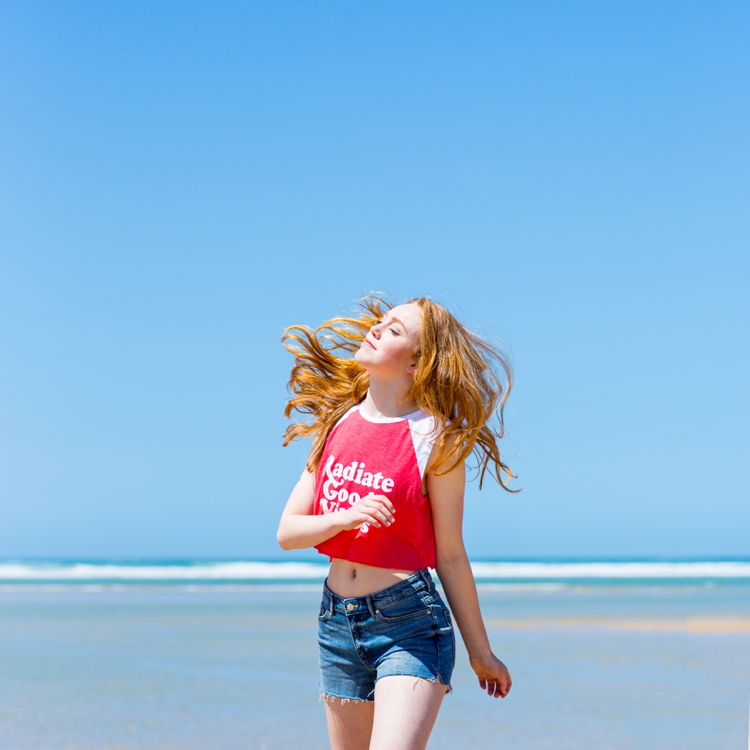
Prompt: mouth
<box><xmin>364</xmin><ymin>338</ymin><xmax>376</xmax><ymax>350</ymax></box>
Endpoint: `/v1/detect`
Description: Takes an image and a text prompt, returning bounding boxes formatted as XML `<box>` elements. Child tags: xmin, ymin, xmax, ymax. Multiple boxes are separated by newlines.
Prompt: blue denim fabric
<box><xmin>318</xmin><ymin>569</ymin><xmax>455</xmax><ymax>702</ymax></box>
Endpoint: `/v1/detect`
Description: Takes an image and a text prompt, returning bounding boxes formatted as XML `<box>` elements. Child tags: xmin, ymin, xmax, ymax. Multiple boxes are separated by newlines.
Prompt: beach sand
<box><xmin>485</xmin><ymin>616</ymin><xmax>750</xmax><ymax>633</ymax></box>
<box><xmin>0</xmin><ymin>585</ymin><xmax>748</xmax><ymax>749</ymax></box>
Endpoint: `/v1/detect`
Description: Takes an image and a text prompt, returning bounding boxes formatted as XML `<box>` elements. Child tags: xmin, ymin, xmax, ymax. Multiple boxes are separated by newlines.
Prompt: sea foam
<box><xmin>1</xmin><ymin>560</ymin><xmax>749</xmax><ymax>583</ymax></box>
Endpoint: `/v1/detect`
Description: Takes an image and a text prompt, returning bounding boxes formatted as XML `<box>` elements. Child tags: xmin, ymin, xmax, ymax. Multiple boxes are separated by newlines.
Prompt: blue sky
<box><xmin>1</xmin><ymin>1</ymin><xmax>748</xmax><ymax>559</ymax></box>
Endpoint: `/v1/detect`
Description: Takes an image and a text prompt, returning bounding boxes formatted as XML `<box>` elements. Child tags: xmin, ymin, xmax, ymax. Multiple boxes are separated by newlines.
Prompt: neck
<box><xmin>361</xmin><ymin>375</ymin><xmax>417</xmax><ymax>419</ymax></box>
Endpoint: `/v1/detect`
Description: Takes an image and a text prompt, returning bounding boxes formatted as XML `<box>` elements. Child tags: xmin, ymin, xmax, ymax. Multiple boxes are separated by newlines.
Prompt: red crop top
<box><xmin>313</xmin><ymin>404</ymin><xmax>438</xmax><ymax>570</ymax></box>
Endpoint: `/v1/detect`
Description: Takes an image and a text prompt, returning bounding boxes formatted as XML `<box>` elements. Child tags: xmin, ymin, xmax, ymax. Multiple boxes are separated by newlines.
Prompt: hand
<box><xmin>469</xmin><ymin>652</ymin><xmax>512</xmax><ymax>698</ymax></box>
<box><xmin>339</xmin><ymin>494</ymin><xmax>395</xmax><ymax>531</ymax></box>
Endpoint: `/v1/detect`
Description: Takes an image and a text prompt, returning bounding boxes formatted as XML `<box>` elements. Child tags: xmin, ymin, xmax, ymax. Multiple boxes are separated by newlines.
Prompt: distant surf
<box><xmin>1</xmin><ymin>559</ymin><xmax>749</xmax><ymax>588</ymax></box>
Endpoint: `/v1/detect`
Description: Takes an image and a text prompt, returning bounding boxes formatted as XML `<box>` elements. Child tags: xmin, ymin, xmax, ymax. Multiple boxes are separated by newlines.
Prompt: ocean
<box><xmin>1</xmin><ymin>560</ymin><xmax>749</xmax><ymax>749</ymax></box>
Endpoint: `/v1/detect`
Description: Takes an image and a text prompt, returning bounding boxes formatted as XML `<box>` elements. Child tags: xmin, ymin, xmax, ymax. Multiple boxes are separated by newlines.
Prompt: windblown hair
<box><xmin>282</xmin><ymin>296</ymin><xmax>517</xmax><ymax>491</ymax></box>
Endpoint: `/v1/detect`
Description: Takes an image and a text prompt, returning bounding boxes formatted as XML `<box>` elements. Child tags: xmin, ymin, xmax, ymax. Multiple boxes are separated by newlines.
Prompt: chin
<box><xmin>354</xmin><ymin>349</ymin><xmax>374</xmax><ymax>370</ymax></box>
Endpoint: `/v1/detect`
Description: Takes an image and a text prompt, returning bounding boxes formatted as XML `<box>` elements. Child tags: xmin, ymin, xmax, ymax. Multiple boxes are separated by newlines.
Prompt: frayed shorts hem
<box><xmin>319</xmin><ymin>673</ymin><xmax>452</xmax><ymax>704</ymax></box>
<box><xmin>377</xmin><ymin>672</ymin><xmax>453</xmax><ymax>695</ymax></box>
<box><xmin>319</xmin><ymin>689</ymin><xmax>371</xmax><ymax>704</ymax></box>
<box><xmin>317</xmin><ymin>570</ymin><xmax>456</xmax><ymax>704</ymax></box>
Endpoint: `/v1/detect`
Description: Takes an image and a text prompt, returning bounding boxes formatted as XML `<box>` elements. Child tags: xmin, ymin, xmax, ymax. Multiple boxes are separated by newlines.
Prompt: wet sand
<box><xmin>0</xmin><ymin>586</ymin><xmax>748</xmax><ymax>749</ymax></box>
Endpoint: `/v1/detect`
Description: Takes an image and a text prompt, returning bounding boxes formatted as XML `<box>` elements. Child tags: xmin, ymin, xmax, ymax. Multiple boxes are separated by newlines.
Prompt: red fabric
<box><xmin>313</xmin><ymin>408</ymin><xmax>436</xmax><ymax>570</ymax></box>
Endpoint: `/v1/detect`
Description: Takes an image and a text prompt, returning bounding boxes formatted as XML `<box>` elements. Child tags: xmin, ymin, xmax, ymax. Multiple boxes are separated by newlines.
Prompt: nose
<box><xmin>371</xmin><ymin>322</ymin><xmax>383</xmax><ymax>339</ymax></box>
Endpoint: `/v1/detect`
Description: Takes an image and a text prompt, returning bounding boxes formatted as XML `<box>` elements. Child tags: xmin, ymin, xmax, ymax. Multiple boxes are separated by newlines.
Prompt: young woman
<box><xmin>277</xmin><ymin>296</ymin><xmax>515</xmax><ymax>750</ymax></box>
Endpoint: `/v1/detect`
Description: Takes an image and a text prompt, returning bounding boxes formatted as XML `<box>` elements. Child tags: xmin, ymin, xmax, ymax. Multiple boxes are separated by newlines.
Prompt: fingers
<box><xmin>479</xmin><ymin>678</ymin><xmax>496</xmax><ymax>697</ymax></box>
<box><xmin>478</xmin><ymin>677</ymin><xmax>511</xmax><ymax>699</ymax></box>
<box><xmin>365</xmin><ymin>505</ymin><xmax>393</xmax><ymax>527</ymax></box>
<box><xmin>356</xmin><ymin>496</ymin><xmax>395</xmax><ymax>527</ymax></box>
<box><xmin>370</xmin><ymin>495</ymin><xmax>396</xmax><ymax>518</ymax></box>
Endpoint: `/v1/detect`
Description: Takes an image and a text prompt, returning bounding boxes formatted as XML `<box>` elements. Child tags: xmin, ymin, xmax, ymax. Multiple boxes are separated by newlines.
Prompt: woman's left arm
<box><xmin>428</xmin><ymin>461</ymin><xmax>512</xmax><ymax>699</ymax></box>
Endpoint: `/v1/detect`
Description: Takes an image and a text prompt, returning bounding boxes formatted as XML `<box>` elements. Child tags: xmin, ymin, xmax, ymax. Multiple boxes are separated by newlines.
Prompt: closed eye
<box><xmin>372</xmin><ymin>315</ymin><xmax>406</xmax><ymax>336</ymax></box>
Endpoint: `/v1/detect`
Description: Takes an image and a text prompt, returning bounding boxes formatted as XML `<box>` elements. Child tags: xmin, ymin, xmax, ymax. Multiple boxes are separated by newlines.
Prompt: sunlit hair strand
<box><xmin>282</xmin><ymin>295</ymin><xmax>517</xmax><ymax>491</ymax></box>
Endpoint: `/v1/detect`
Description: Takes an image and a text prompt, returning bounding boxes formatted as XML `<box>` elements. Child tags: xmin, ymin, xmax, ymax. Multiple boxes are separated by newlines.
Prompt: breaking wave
<box><xmin>1</xmin><ymin>559</ymin><xmax>749</xmax><ymax>585</ymax></box>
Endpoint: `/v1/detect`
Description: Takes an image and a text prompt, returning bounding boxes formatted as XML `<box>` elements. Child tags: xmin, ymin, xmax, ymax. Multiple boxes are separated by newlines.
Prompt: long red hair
<box><xmin>282</xmin><ymin>296</ymin><xmax>517</xmax><ymax>491</ymax></box>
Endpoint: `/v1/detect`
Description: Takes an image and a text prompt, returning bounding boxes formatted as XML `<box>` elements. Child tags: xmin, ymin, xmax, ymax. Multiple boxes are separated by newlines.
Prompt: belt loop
<box><xmin>328</xmin><ymin>592</ymin><xmax>335</xmax><ymax>615</ymax></box>
<box><xmin>419</xmin><ymin>569</ymin><xmax>432</xmax><ymax>590</ymax></box>
<box><xmin>365</xmin><ymin>595</ymin><xmax>377</xmax><ymax>617</ymax></box>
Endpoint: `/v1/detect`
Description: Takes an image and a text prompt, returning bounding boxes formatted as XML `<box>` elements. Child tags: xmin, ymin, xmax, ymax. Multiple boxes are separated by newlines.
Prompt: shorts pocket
<box><xmin>318</xmin><ymin>602</ymin><xmax>331</xmax><ymax>621</ymax></box>
<box><xmin>374</xmin><ymin>593</ymin><xmax>432</xmax><ymax>623</ymax></box>
<box><xmin>437</xmin><ymin>608</ymin><xmax>454</xmax><ymax>633</ymax></box>
<box><xmin>441</xmin><ymin>609</ymin><xmax>456</xmax><ymax>671</ymax></box>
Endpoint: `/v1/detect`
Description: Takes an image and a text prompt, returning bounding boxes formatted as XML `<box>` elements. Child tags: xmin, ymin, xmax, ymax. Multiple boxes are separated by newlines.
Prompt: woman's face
<box><xmin>355</xmin><ymin>303</ymin><xmax>422</xmax><ymax>377</ymax></box>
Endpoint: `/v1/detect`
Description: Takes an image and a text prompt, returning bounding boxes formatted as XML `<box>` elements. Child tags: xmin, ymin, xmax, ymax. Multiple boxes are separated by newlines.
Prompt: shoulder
<box><xmin>424</xmin><ymin>422</ymin><xmax>463</xmax><ymax>478</ymax></box>
<box><xmin>407</xmin><ymin>410</ymin><xmax>454</xmax><ymax>447</ymax></box>
<box><xmin>404</xmin><ymin>410</ymin><xmax>441</xmax><ymax>478</ymax></box>
<box><xmin>406</xmin><ymin>409</ymin><xmax>438</xmax><ymax>433</ymax></box>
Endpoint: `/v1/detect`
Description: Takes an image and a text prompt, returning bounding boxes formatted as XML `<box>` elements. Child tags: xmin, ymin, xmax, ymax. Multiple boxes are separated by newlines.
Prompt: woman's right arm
<box><xmin>277</xmin><ymin>469</ymin><xmax>396</xmax><ymax>550</ymax></box>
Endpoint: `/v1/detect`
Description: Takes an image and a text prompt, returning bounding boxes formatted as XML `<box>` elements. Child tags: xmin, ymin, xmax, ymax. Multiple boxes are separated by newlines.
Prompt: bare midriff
<box><xmin>327</xmin><ymin>558</ymin><xmax>418</xmax><ymax>599</ymax></box>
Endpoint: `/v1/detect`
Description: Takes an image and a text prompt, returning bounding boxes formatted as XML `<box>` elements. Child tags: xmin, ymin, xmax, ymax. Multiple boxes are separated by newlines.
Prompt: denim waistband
<box><xmin>322</xmin><ymin>569</ymin><xmax>434</xmax><ymax>617</ymax></box>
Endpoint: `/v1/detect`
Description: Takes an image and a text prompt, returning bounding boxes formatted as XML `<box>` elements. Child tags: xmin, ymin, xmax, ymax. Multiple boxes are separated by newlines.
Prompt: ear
<box><xmin>406</xmin><ymin>348</ymin><xmax>419</xmax><ymax>375</ymax></box>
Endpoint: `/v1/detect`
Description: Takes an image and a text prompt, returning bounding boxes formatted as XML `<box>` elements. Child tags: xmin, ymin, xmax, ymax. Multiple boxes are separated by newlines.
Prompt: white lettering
<box><xmin>322</xmin><ymin>455</ymin><xmax>343</xmax><ymax>503</ymax></box>
<box><xmin>318</xmin><ymin>454</ymin><xmax>396</xmax><ymax>514</ymax></box>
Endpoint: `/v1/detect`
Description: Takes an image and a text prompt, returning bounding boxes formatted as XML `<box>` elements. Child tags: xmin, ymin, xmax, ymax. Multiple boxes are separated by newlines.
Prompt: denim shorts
<box><xmin>318</xmin><ymin>569</ymin><xmax>455</xmax><ymax>702</ymax></box>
